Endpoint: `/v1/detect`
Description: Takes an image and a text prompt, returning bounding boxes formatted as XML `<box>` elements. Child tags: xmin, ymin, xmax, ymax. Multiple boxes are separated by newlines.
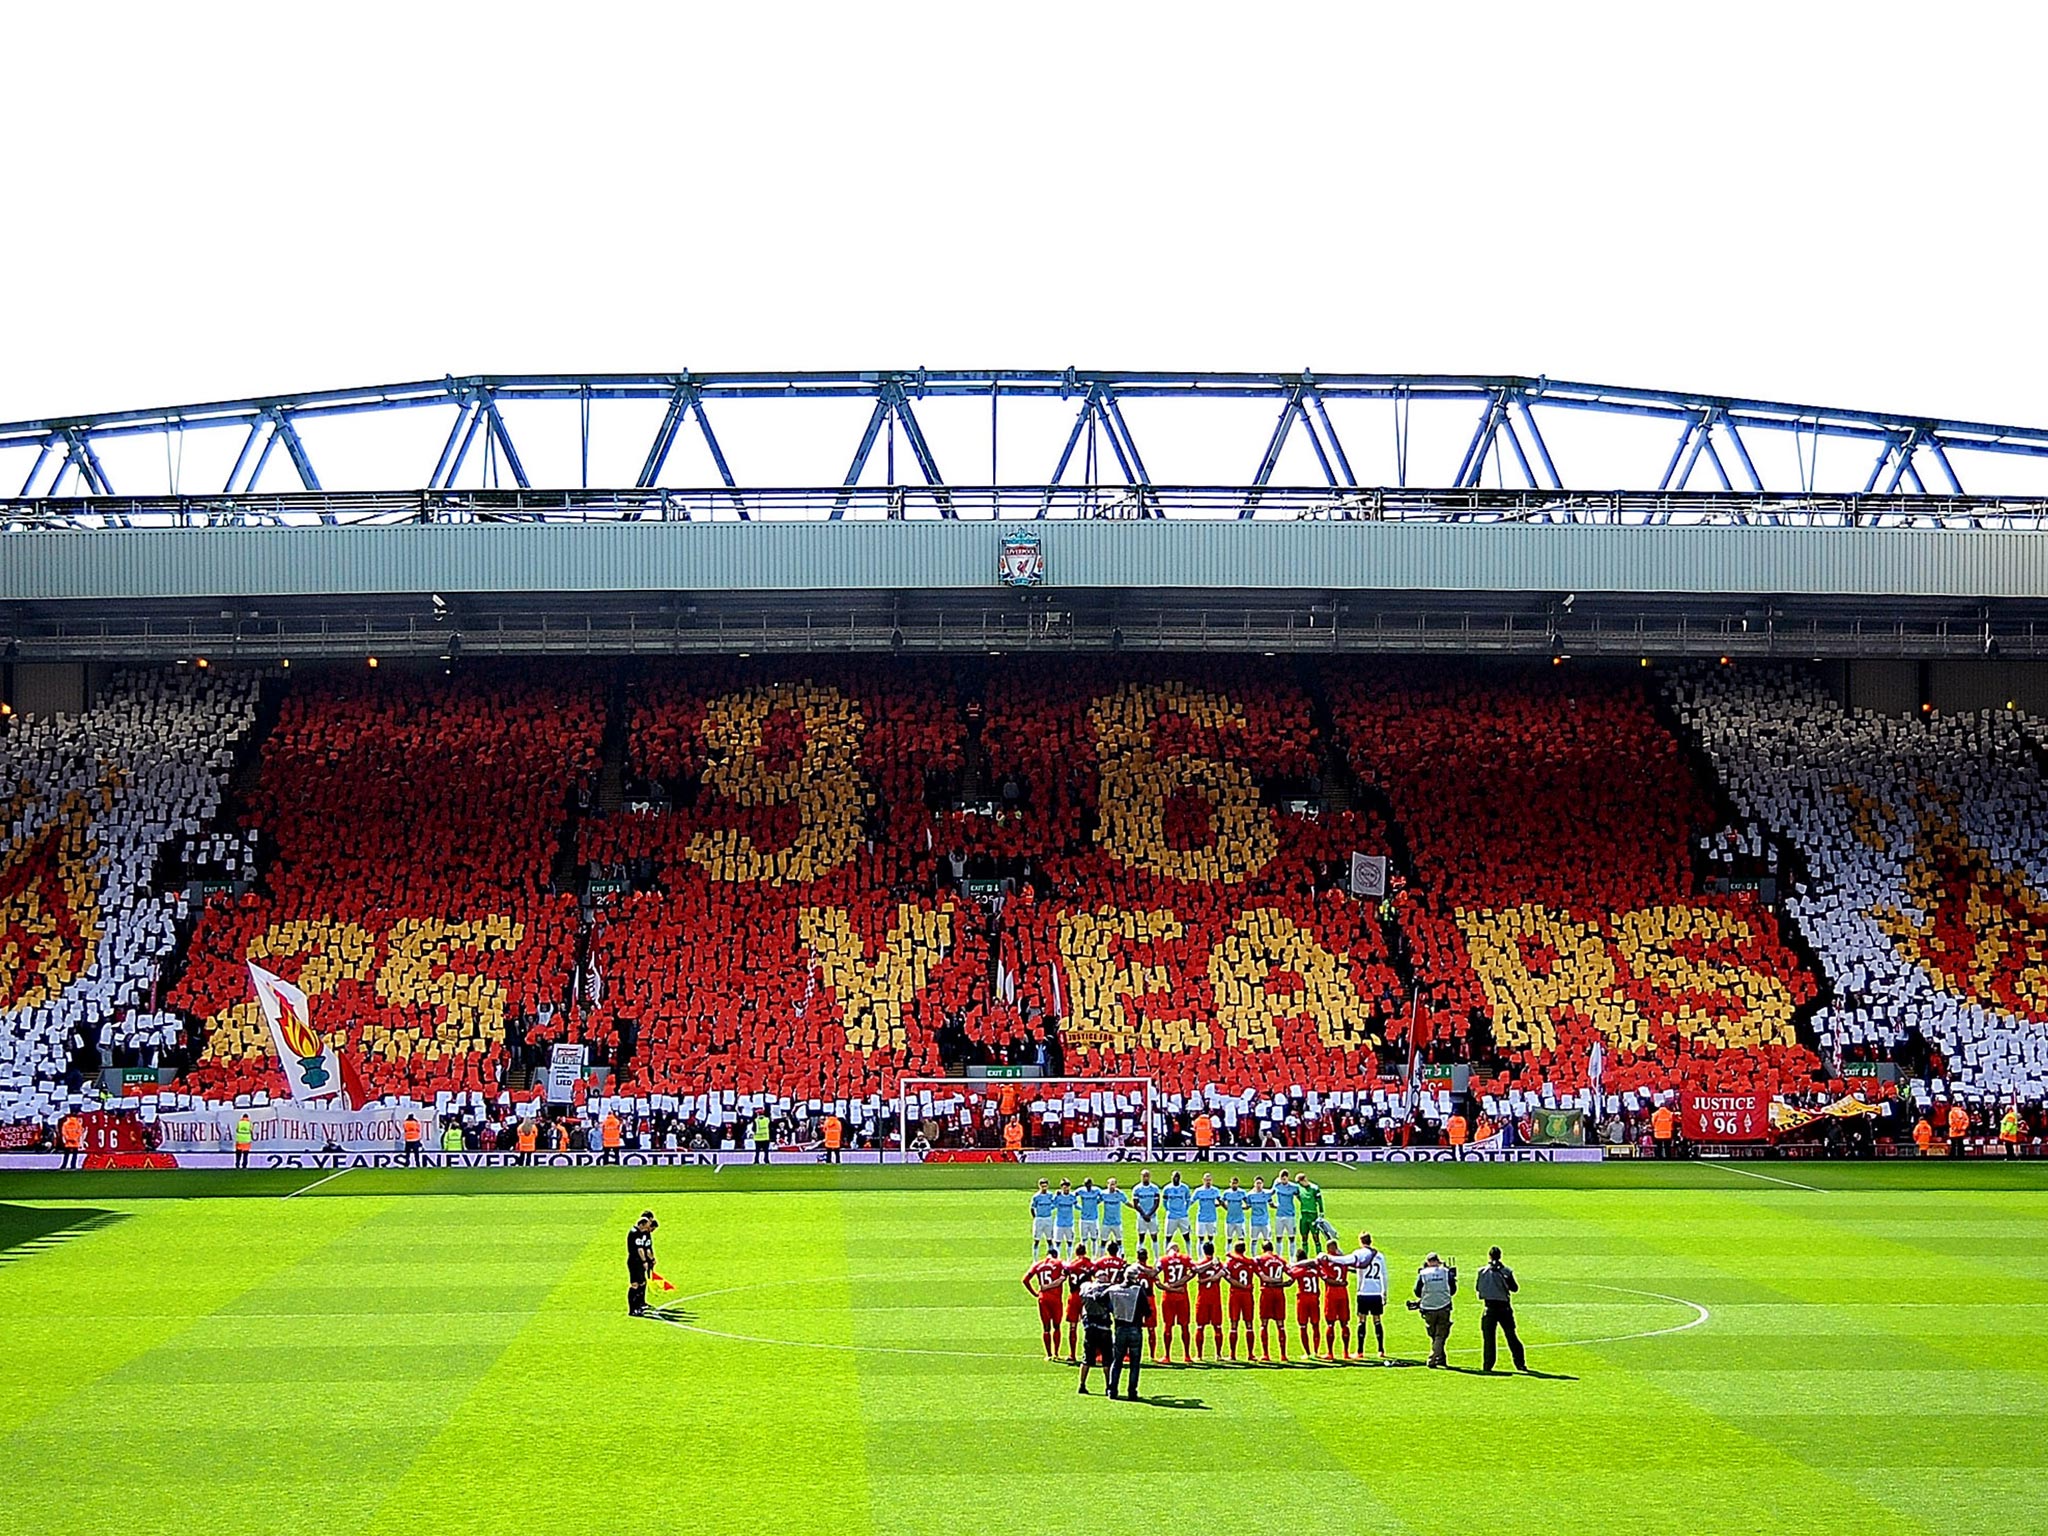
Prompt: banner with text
<box><xmin>1684</xmin><ymin>1092</ymin><xmax>1769</xmax><ymax>1141</ymax></box>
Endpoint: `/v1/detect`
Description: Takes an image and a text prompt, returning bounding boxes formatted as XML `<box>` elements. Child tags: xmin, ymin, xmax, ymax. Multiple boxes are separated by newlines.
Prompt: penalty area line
<box><xmin>1699</xmin><ymin>1162</ymin><xmax>1824</xmax><ymax>1193</ymax></box>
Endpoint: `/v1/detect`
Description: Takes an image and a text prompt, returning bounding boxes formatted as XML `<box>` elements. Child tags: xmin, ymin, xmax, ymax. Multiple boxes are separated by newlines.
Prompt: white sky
<box><xmin>3</xmin><ymin>1</ymin><xmax>2045</xmax><ymax>494</ymax></box>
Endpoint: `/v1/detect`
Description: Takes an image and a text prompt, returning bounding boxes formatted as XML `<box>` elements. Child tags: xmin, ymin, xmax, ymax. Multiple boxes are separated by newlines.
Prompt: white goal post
<box><xmin>897</xmin><ymin>1076</ymin><xmax>1156</xmax><ymax>1160</ymax></box>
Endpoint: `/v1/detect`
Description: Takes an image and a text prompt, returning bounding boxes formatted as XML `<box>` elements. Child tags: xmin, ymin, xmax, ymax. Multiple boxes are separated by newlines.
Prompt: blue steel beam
<box><xmin>1497</xmin><ymin>411</ymin><xmax>1538</xmax><ymax>488</ymax></box>
<box><xmin>271</xmin><ymin>410</ymin><xmax>322</xmax><ymax>494</ymax></box>
<box><xmin>17</xmin><ymin>437</ymin><xmax>54</xmax><ymax>497</ymax></box>
<box><xmin>833</xmin><ymin>398</ymin><xmax>892</xmax><ymax>520</ymax></box>
<box><xmin>636</xmin><ymin>384</ymin><xmax>694</xmax><ymax>488</ymax></box>
<box><xmin>429</xmin><ymin>397</ymin><xmax>478</xmax><ymax>489</ymax></box>
<box><xmin>12</xmin><ymin>372</ymin><xmax>2048</xmax><ymax>505</ymax></box>
<box><xmin>1306</xmin><ymin>388</ymin><xmax>1358</xmax><ymax>486</ymax></box>
<box><xmin>479</xmin><ymin>393</ymin><xmax>529</xmax><ymax>491</ymax></box>
<box><xmin>1293</xmin><ymin>400</ymin><xmax>1338</xmax><ymax>486</ymax></box>
<box><xmin>1715</xmin><ymin>411</ymin><xmax>1764</xmax><ymax>492</ymax></box>
<box><xmin>1512</xmin><ymin>394</ymin><xmax>1562</xmax><ymax>490</ymax></box>
<box><xmin>1454</xmin><ymin>398</ymin><xmax>1501</xmax><ymax>488</ymax></box>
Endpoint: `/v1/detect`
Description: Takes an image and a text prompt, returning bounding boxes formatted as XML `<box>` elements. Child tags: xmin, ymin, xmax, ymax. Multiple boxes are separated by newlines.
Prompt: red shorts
<box><xmin>1161</xmin><ymin>1291</ymin><xmax>1191</xmax><ymax>1327</ymax></box>
<box><xmin>1064</xmin><ymin>1292</ymin><xmax>1083</xmax><ymax>1325</ymax></box>
<box><xmin>1194</xmin><ymin>1291</ymin><xmax>1223</xmax><ymax>1328</ymax></box>
<box><xmin>1259</xmin><ymin>1289</ymin><xmax>1286</xmax><ymax>1322</ymax></box>
<box><xmin>1038</xmin><ymin>1294</ymin><xmax>1063</xmax><ymax>1325</ymax></box>
<box><xmin>1229</xmin><ymin>1290</ymin><xmax>1256</xmax><ymax>1323</ymax></box>
<box><xmin>1323</xmin><ymin>1289</ymin><xmax>1351</xmax><ymax>1324</ymax></box>
<box><xmin>1296</xmin><ymin>1292</ymin><xmax>1321</xmax><ymax>1324</ymax></box>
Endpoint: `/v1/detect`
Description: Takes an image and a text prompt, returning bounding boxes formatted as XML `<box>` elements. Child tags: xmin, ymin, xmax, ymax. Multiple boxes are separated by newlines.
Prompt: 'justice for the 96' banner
<box><xmin>1683</xmin><ymin>1092</ymin><xmax>1768</xmax><ymax>1141</ymax></box>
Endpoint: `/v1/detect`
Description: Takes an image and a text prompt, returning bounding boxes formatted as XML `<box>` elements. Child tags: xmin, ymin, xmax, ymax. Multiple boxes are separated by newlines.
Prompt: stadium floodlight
<box><xmin>896</xmin><ymin>1076</ymin><xmax>1155</xmax><ymax>1163</ymax></box>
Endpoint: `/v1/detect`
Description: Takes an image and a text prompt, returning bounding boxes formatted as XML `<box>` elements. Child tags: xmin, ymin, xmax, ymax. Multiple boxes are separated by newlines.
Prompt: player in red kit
<box><xmin>1154</xmin><ymin>1243</ymin><xmax>1196</xmax><ymax>1363</ymax></box>
<box><xmin>1254</xmin><ymin>1240</ymin><xmax>1294</xmax><ymax>1362</ymax></box>
<box><xmin>1318</xmin><ymin>1241</ymin><xmax>1354</xmax><ymax>1359</ymax></box>
<box><xmin>1289</xmin><ymin>1249</ymin><xmax>1324</xmax><ymax>1358</ymax></box>
<box><xmin>1222</xmin><ymin>1241</ymin><xmax>1259</xmax><ymax>1361</ymax></box>
<box><xmin>1060</xmin><ymin>1242</ymin><xmax>1097</xmax><ymax>1360</ymax></box>
<box><xmin>1023</xmin><ymin>1250</ymin><xmax>1067</xmax><ymax>1360</ymax></box>
<box><xmin>1191</xmin><ymin>1241</ymin><xmax>1226</xmax><ymax>1361</ymax></box>
<box><xmin>1132</xmin><ymin>1247</ymin><xmax>1160</xmax><ymax>1357</ymax></box>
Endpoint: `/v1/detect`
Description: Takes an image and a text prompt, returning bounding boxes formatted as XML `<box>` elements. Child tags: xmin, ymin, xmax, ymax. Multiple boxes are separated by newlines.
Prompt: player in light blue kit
<box><xmin>1051</xmin><ymin>1178</ymin><xmax>1079</xmax><ymax>1255</ymax></box>
<box><xmin>1099</xmin><ymin>1176</ymin><xmax>1128</xmax><ymax>1247</ymax></box>
<box><xmin>1246</xmin><ymin>1176</ymin><xmax>1274</xmax><ymax>1246</ymax></box>
<box><xmin>1131</xmin><ymin>1171</ymin><xmax>1163</xmax><ymax>1248</ymax></box>
<box><xmin>1030</xmin><ymin>1179</ymin><xmax>1057</xmax><ymax>1255</ymax></box>
<box><xmin>1192</xmin><ymin>1173</ymin><xmax>1223</xmax><ymax>1246</ymax></box>
<box><xmin>1273</xmin><ymin>1170</ymin><xmax>1299</xmax><ymax>1257</ymax></box>
<box><xmin>1161</xmin><ymin>1172</ymin><xmax>1194</xmax><ymax>1248</ymax></box>
<box><xmin>1077</xmin><ymin>1177</ymin><xmax>1104</xmax><ymax>1248</ymax></box>
<box><xmin>1221</xmin><ymin>1175</ymin><xmax>1250</xmax><ymax>1248</ymax></box>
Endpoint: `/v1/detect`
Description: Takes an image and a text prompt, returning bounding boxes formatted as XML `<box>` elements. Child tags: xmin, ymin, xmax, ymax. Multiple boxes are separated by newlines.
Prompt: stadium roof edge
<box><xmin>3</xmin><ymin>519</ymin><xmax>2045</xmax><ymax>604</ymax></box>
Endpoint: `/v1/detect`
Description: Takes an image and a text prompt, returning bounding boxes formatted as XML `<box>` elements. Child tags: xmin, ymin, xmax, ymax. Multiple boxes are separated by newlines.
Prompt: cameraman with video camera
<box><xmin>1410</xmin><ymin>1251</ymin><xmax>1457</xmax><ymax>1368</ymax></box>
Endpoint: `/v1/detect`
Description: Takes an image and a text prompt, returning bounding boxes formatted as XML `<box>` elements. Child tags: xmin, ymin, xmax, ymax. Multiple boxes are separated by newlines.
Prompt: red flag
<box><xmin>339</xmin><ymin>1050</ymin><xmax>374</xmax><ymax>1113</ymax></box>
<box><xmin>1402</xmin><ymin>995</ymin><xmax>1433</xmax><ymax>1127</ymax></box>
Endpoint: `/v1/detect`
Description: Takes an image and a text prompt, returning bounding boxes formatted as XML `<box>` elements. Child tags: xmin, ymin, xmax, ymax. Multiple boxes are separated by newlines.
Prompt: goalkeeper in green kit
<box><xmin>1296</xmin><ymin>1176</ymin><xmax>1336</xmax><ymax>1250</ymax></box>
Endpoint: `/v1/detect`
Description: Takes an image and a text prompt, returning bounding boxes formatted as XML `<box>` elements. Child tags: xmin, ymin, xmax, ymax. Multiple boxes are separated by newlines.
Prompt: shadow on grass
<box><xmin>0</xmin><ymin>1202</ymin><xmax>126</xmax><ymax>1269</ymax></box>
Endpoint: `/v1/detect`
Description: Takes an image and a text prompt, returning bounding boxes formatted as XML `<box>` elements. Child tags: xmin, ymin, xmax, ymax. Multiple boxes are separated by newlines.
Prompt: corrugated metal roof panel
<box><xmin>6</xmin><ymin>521</ymin><xmax>2048</xmax><ymax>600</ymax></box>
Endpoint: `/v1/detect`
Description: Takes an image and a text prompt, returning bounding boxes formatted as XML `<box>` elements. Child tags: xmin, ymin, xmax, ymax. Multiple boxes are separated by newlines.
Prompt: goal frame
<box><xmin>896</xmin><ymin>1076</ymin><xmax>1156</xmax><ymax>1161</ymax></box>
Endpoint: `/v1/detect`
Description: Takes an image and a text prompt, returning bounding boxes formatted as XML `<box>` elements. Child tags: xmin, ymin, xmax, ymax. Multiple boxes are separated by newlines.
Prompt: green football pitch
<box><xmin>3</xmin><ymin>1161</ymin><xmax>2045</xmax><ymax>1536</ymax></box>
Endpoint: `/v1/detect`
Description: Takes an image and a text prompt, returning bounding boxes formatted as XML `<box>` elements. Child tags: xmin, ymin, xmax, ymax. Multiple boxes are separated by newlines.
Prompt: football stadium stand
<box><xmin>2</xmin><ymin>653</ymin><xmax>2042</xmax><ymax>1143</ymax></box>
<box><xmin>0</xmin><ymin>668</ymin><xmax>258</xmax><ymax>1123</ymax></box>
<box><xmin>1328</xmin><ymin>667</ymin><xmax>1821</xmax><ymax>1105</ymax></box>
<box><xmin>1671</xmin><ymin>665</ymin><xmax>2048</xmax><ymax>1104</ymax></box>
<box><xmin>571</xmin><ymin>661</ymin><xmax>987</xmax><ymax>1099</ymax></box>
<box><xmin>167</xmin><ymin>667</ymin><xmax>603</xmax><ymax>1103</ymax></box>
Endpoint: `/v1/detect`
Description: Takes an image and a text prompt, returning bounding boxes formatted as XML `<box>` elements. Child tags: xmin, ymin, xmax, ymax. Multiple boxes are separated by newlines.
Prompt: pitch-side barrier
<box><xmin>0</xmin><ymin>1146</ymin><xmax>1606</xmax><ymax>1171</ymax></box>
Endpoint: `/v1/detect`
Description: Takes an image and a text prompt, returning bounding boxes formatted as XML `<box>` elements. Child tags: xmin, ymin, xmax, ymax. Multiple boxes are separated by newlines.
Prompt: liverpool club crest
<box><xmin>998</xmin><ymin>531</ymin><xmax>1045</xmax><ymax>587</ymax></box>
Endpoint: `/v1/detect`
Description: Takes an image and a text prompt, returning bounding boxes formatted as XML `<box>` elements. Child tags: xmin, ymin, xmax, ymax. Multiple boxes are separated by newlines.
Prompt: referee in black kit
<box><xmin>1476</xmin><ymin>1245</ymin><xmax>1529</xmax><ymax>1373</ymax></box>
<box><xmin>627</xmin><ymin>1210</ymin><xmax>659</xmax><ymax>1316</ymax></box>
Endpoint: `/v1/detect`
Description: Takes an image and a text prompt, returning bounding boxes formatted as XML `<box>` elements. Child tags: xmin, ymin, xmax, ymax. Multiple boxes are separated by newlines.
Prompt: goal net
<box><xmin>896</xmin><ymin>1077</ymin><xmax>1156</xmax><ymax>1160</ymax></box>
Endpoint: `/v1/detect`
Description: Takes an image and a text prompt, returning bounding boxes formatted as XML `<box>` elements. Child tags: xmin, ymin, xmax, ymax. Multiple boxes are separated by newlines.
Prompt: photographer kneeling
<box><xmin>1410</xmin><ymin>1251</ymin><xmax>1457</xmax><ymax>1368</ymax></box>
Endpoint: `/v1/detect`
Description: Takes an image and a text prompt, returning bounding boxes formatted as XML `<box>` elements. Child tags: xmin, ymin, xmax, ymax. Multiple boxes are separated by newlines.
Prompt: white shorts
<box><xmin>1079</xmin><ymin>1218</ymin><xmax>1101</xmax><ymax>1244</ymax></box>
<box><xmin>1196</xmin><ymin>1217</ymin><xmax>1218</xmax><ymax>1239</ymax></box>
<box><xmin>1055</xmin><ymin>1224</ymin><xmax>1076</xmax><ymax>1246</ymax></box>
<box><xmin>1225</xmin><ymin>1217</ymin><xmax>1248</xmax><ymax>1238</ymax></box>
<box><xmin>1136</xmin><ymin>1213</ymin><xmax>1160</xmax><ymax>1237</ymax></box>
<box><xmin>1165</xmin><ymin>1215</ymin><xmax>1192</xmax><ymax>1241</ymax></box>
<box><xmin>1032</xmin><ymin>1217</ymin><xmax>1054</xmax><ymax>1242</ymax></box>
